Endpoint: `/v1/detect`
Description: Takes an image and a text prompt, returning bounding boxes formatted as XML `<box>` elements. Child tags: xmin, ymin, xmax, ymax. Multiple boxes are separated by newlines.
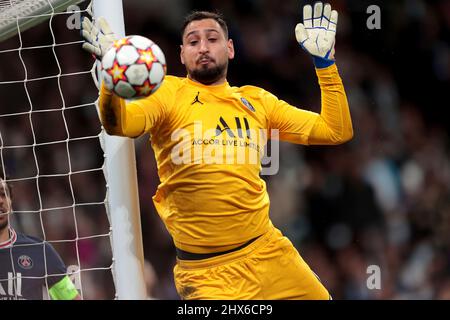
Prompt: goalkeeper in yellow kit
<box><xmin>82</xmin><ymin>2</ymin><xmax>352</xmax><ymax>299</ymax></box>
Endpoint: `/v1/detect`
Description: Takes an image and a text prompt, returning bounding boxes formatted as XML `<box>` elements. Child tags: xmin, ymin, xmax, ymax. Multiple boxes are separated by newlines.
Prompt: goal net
<box><xmin>0</xmin><ymin>0</ymin><xmax>145</xmax><ymax>299</ymax></box>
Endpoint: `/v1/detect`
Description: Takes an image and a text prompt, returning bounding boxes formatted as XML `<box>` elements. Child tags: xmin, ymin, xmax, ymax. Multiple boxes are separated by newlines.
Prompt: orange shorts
<box><xmin>173</xmin><ymin>224</ymin><xmax>330</xmax><ymax>300</ymax></box>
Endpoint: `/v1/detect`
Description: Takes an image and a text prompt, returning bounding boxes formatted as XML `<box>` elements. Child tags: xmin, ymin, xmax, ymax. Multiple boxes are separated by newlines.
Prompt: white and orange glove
<box><xmin>295</xmin><ymin>2</ymin><xmax>338</xmax><ymax>68</ymax></box>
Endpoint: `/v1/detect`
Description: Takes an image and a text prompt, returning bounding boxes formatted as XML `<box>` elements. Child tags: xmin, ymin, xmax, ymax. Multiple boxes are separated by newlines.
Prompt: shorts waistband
<box><xmin>176</xmin><ymin>236</ymin><xmax>260</xmax><ymax>261</ymax></box>
<box><xmin>176</xmin><ymin>226</ymin><xmax>276</xmax><ymax>270</ymax></box>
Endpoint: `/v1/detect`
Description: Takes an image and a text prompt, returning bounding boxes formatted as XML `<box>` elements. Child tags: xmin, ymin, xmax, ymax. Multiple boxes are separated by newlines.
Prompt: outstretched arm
<box><xmin>98</xmin><ymin>84</ymin><xmax>147</xmax><ymax>137</ymax></box>
<box><xmin>81</xmin><ymin>16</ymin><xmax>147</xmax><ymax>137</ymax></box>
<box><xmin>81</xmin><ymin>16</ymin><xmax>169</xmax><ymax>137</ymax></box>
<box><xmin>295</xmin><ymin>2</ymin><xmax>353</xmax><ymax>145</ymax></box>
<box><xmin>308</xmin><ymin>64</ymin><xmax>353</xmax><ymax>145</ymax></box>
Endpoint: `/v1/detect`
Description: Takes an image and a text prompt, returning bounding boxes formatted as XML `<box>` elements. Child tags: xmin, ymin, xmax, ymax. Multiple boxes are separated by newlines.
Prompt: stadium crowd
<box><xmin>0</xmin><ymin>0</ymin><xmax>448</xmax><ymax>299</ymax></box>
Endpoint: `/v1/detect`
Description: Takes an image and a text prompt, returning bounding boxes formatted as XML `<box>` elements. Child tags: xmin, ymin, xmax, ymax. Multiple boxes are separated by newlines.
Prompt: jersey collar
<box><xmin>0</xmin><ymin>228</ymin><xmax>17</xmax><ymax>249</ymax></box>
<box><xmin>185</xmin><ymin>77</ymin><xmax>232</xmax><ymax>94</ymax></box>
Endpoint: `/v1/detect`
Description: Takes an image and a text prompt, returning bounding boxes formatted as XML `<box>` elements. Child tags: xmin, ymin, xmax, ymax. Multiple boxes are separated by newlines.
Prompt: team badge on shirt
<box><xmin>18</xmin><ymin>255</ymin><xmax>33</xmax><ymax>269</ymax></box>
<box><xmin>240</xmin><ymin>97</ymin><xmax>255</xmax><ymax>112</ymax></box>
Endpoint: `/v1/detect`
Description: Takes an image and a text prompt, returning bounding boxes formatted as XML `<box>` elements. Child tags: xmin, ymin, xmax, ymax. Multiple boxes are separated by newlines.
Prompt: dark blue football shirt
<box><xmin>0</xmin><ymin>229</ymin><xmax>67</xmax><ymax>300</ymax></box>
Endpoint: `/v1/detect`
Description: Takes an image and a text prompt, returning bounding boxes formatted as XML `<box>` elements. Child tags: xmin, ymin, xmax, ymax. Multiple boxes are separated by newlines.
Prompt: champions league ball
<box><xmin>101</xmin><ymin>35</ymin><xmax>166</xmax><ymax>99</ymax></box>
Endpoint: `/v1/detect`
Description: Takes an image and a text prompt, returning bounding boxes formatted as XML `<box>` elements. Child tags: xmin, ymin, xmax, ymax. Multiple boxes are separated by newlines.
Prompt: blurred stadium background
<box><xmin>0</xmin><ymin>0</ymin><xmax>449</xmax><ymax>299</ymax></box>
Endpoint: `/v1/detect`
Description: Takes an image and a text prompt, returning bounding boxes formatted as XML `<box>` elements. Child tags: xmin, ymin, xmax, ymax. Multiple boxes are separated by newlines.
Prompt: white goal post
<box><xmin>0</xmin><ymin>0</ymin><xmax>147</xmax><ymax>299</ymax></box>
<box><xmin>93</xmin><ymin>0</ymin><xmax>147</xmax><ymax>300</ymax></box>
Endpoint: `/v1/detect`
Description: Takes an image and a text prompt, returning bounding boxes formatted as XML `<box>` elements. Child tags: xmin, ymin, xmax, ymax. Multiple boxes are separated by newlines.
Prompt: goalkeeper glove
<box><xmin>295</xmin><ymin>2</ymin><xmax>338</xmax><ymax>68</ymax></box>
<box><xmin>81</xmin><ymin>16</ymin><xmax>117</xmax><ymax>60</ymax></box>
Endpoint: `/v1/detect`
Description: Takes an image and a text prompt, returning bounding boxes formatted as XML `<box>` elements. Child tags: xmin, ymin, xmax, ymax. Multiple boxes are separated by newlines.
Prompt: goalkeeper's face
<box><xmin>181</xmin><ymin>18</ymin><xmax>235</xmax><ymax>85</ymax></box>
<box><xmin>0</xmin><ymin>178</ymin><xmax>11</xmax><ymax>230</ymax></box>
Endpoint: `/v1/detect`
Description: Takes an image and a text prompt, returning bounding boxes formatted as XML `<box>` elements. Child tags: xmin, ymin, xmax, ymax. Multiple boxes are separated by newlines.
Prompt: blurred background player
<box><xmin>82</xmin><ymin>2</ymin><xmax>352</xmax><ymax>299</ymax></box>
<box><xmin>0</xmin><ymin>174</ymin><xmax>80</xmax><ymax>300</ymax></box>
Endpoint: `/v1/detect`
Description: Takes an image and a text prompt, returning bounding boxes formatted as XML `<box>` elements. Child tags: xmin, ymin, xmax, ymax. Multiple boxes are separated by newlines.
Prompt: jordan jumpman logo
<box><xmin>191</xmin><ymin>92</ymin><xmax>204</xmax><ymax>105</ymax></box>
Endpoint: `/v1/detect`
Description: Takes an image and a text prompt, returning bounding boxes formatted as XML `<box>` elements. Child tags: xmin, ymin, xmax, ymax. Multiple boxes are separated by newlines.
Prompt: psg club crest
<box><xmin>18</xmin><ymin>255</ymin><xmax>33</xmax><ymax>269</ymax></box>
<box><xmin>240</xmin><ymin>97</ymin><xmax>255</xmax><ymax>112</ymax></box>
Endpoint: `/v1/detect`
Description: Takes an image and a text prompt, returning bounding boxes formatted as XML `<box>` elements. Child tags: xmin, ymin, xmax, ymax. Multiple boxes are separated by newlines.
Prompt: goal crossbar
<box><xmin>0</xmin><ymin>0</ymin><xmax>83</xmax><ymax>41</ymax></box>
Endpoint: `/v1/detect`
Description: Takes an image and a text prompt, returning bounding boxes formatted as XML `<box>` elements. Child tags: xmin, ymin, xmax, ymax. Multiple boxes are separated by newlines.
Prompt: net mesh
<box><xmin>0</xmin><ymin>0</ymin><xmax>84</xmax><ymax>42</ymax></box>
<box><xmin>0</xmin><ymin>0</ymin><xmax>115</xmax><ymax>299</ymax></box>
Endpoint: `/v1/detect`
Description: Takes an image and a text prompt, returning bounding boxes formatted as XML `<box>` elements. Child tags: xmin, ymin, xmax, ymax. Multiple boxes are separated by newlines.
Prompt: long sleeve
<box><xmin>266</xmin><ymin>64</ymin><xmax>352</xmax><ymax>145</ymax></box>
<box><xmin>307</xmin><ymin>64</ymin><xmax>353</xmax><ymax>145</ymax></box>
<box><xmin>98</xmin><ymin>76</ymin><xmax>179</xmax><ymax>138</ymax></box>
<box><xmin>98</xmin><ymin>83</ymin><xmax>147</xmax><ymax>137</ymax></box>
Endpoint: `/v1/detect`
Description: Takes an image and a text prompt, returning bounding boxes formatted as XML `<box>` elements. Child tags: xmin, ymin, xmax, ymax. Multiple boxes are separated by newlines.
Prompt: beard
<box><xmin>0</xmin><ymin>216</ymin><xmax>8</xmax><ymax>231</ymax></box>
<box><xmin>189</xmin><ymin>60</ymin><xmax>228</xmax><ymax>85</ymax></box>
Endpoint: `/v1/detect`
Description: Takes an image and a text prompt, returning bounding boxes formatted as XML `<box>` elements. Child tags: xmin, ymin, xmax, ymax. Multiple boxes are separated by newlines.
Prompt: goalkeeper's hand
<box><xmin>295</xmin><ymin>2</ymin><xmax>338</xmax><ymax>68</ymax></box>
<box><xmin>81</xmin><ymin>16</ymin><xmax>117</xmax><ymax>60</ymax></box>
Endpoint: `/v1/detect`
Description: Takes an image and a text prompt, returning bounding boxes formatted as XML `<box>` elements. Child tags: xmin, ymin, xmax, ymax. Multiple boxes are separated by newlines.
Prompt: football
<box><xmin>101</xmin><ymin>35</ymin><xmax>166</xmax><ymax>99</ymax></box>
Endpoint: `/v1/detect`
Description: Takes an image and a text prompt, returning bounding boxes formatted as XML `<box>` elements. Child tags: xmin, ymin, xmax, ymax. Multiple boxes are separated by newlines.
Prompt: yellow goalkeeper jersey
<box><xmin>98</xmin><ymin>64</ymin><xmax>352</xmax><ymax>253</ymax></box>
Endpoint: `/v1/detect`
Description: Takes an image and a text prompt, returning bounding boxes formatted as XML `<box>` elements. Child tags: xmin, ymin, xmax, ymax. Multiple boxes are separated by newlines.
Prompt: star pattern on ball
<box><xmin>109</xmin><ymin>61</ymin><xmax>128</xmax><ymax>84</ymax></box>
<box><xmin>101</xmin><ymin>35</ymin><xmax>166</xmax><ymax>99</ymax></box>
<box><xmin>137</xmin><ymin>49</ymin><xmax>156</xmax><ymax>69</ymax></box>
<box><xmin>113</xmin><ymin>37</ymin><xmax>131</xmax><ymax>49</ymax></box>
<box><xmin>135</xmin><ymin>80</ymin><xmax>156</xmax><ymax>96</ymax></box>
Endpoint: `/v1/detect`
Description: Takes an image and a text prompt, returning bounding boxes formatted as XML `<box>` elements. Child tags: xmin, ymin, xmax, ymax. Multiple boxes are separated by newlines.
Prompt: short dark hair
<box><xmin>181</xmin><ymin>11</ymin><xmax>229</xmax><ymax>40</ymax></box>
